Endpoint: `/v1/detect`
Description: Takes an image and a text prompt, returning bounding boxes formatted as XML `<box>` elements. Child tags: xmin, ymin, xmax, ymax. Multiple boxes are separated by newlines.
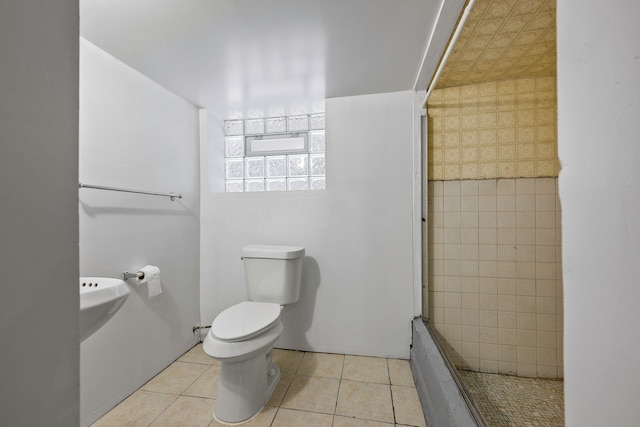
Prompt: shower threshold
<box><xmin>410</xmin><ymin>319</ymin><xmax>564</xmax><ymax>426</ymax></box>
<box><xmin>409</xmin><ymin>318</ymin><xmax>488</xmax><ymax>427</ymax></box>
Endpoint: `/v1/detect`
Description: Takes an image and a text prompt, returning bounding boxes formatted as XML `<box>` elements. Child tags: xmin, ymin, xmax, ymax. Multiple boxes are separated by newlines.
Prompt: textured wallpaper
<box><xmin>434</xmin><ymin>0</ymin><xmax>556</xmax><ymax>88</ymax></box>
<box><xmin>427</xmin><ymin>76</ymin><xmax>558</xmax><ymax>181</ymax></box>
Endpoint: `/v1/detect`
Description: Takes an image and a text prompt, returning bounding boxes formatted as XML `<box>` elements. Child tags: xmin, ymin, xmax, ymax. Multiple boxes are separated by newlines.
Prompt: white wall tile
<box><xmin>479</xmin><ymin>327</ymin><xmax>499</xmax><ymax>344</ymax></box>
<box><xmin>497</xmin><ymin>179</ymin><xmax>516</xmax><ymax>194</ymax></box>
<box><xmin>516</xmin><ymin>178</ymin><xmax>536</xmax><ymax>194</ymax></box>
<box><xmin>461</xmin><ymin>228</ymin><xmax>479</xmax><ymax>244</ymax></box>
<box><xmin>461</xmin><ymin>195</ymin><xmax>479</xmax><ymax>211</ymax></box>
<box><xmin>461</xmin><ymin>180</ymin><xmax>479</xmax><ymax>195</ymax></box>
<box><xmin>497</xmin><ymin>278</ymin><xmax>517</xmax><ymax>295</ymax></box>
<box><xmin>498</xmin><ymin>295</ymin><xmax>517</xmax><ymax>313</ymax></box>
<box><xmin>498</xmin><ymin>345</ymin><xmax>517</xmax><ymax>363</ymax></box>
<box><xmin>479</xmin><ymin>211</ymin><xmax>498</xmax><ymax>227</ymax></box>
<box><xmin>498</xmin><ymin>228</ymin><xmax>516</xmax><ymax>245</ymax></box>
<box><xmin>479</xmin><ymin>229</ymin><xmax>498</xmax><ymax>244</ymax></box>
<box><xmin>459</xmin><ymin>252</ymin><xmax>478</xmax><ymax>270</ymax></box>
<box><xmin>536</xmin><ymin>211</ymin><xmax>556</xmax><ymax>228</ymax></box>
<box><xmin>443</xmin><ymin>180</ymin><xmax>461</xmax><ymax>196</ymax></box>
<box><xmin>428</xmin><ymin>177</ymin><xmax>562</xmax><ymax>377</ymax></box>
<box><xmin>517</xmin><ymin>313</ymin><xmax>537</xmax><ymax>330</ymax></box>
<box><xmin>443</xmin><ymin>229</ymin><xmax>462</xmax><ymax>244</ymax></box>
<box><xmin>518</xmin><ymin>330</ymin><xmax>537</xmax><ymax>347</ymax></box>
<box><xmin>515</xmin><ymin>194</ymin><xmax>536</xmax><ymax>211</ymax></box>
<box><xmin>480</xmin><ymin>312</ymin><xmax>498</xmax><ymax>330</ymax></box>
<box><xmin>478</xmin><ymin>179</ymin><xmax>497</xmax><ymax>195</ymax></box>
<box><xmin>516</xmin><ymin>211</ymin><xmax>536</xmax><ymax>228</ymax></box>
<box><xmin>444</xmin><ymin>212</ymin><xmax>462</xmax><ymax>227</ymax></box>
<box><xmin>444</xmin><ymin>196</ymin><xmax>461</xmax><ymax>211</ymax></box>
<box><xmin>499</xmin><ymin>328</ymin><xmax>517</xmax><ymax>346</ymax></box>
<box><xmin>498</xmin><ymin>211</ymin><xmax>516</xmax><ymax>228</ymax></box>
<box><xmin>443</xmin><ymin>275</ymin><xmax>461</xmax><ymax>293</ymax></box>
<box><xmin>517</xmin><ymin>229</ymin><xmax>536</xmax><ymax>245</ymax></box>
<box><xmin>536</xmin><ymin>177</ymin><xmax>556</xmax><ymax>194</ymax></box>
<box><xmin>460</xmin><ymin>276</ymin><xmax>479</xmax><ymax>294</ymax></box>
<box><xmin>462</xmin><ymin>212</ymin><xmax>479</xmax><ymax>228</ymax></box>
<box><xmin>431</xmin><ymin>180</ymin><xmax>444</xmax><ymax>196</ymax></box>
<box><xmin>479</xmin><ymin>195</ymin><xmax>497</xmax><ymax>211</ymax></box>
<box><xmin>536</xmin><ymin>245</ymin><xmax>556</xmax><ymax>262</ymax></box>
<box><xmin>536</xmin><ymin>194</ymin><xmax>556</xmax><ymax>211</ymax></box>
<box><xmin>498</xmin><ymin>244</ymin><xmax>517</xmax><ymax>261</ymax></box>
<box><xmin>497</xmin><ymin>195</ymin><xmax>516</xmax><ymax>211</ymax></box>
<box><xmin>517</xmin><ymin>279</ymin><xmax>536</xmax><ymax>296</ymax></box>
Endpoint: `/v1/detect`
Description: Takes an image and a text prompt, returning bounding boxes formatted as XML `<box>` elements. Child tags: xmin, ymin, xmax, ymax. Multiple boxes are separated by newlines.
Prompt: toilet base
<box><xmin>214</xmin><ymin>349</ymin><xmax>281</xmax><ymax>424</ymax></box>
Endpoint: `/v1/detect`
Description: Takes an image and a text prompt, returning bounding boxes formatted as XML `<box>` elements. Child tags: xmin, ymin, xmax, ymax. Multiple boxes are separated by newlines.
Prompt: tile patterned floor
<box><xmin>458</xmin><ymin>370</ymin><xmax>564</xmax><ymax>427</ymax></box>
<box><xmin>92</xmin><ymin>344</ymin><xmax>427</xmax><ymax>427</ymax></box>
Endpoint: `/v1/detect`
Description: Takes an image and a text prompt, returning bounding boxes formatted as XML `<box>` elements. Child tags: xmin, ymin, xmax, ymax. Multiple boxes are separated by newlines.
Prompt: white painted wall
<box><xmin>557</xmin><ymin>2</ymin><xmax>640</xmax><ymax>425</ymax></box>
<box><xmin>79</xmin><ymin>39</ymin><xmax>200</xmax><ymax>426</ymax></box>
<box><xmin>200</xmin><ymin>91</ymin><xmax>416</xmax><ymax>359</ymax></box>
<box><xmin>0</xmin><ymin>2</ymin><xmax>79</xmax><ymax>425</ymax></box>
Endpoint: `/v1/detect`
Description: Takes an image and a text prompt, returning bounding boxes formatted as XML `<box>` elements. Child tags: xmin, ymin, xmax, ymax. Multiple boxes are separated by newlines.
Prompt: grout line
<box><xmin>386</xmin><ymin>358</ymin><xmax>398</xmax><ymax>425</ymax></box>
<box><xmin>145</xmin><ymin>394</ymin><xmax>179</xmax><ymax>427</ymax></box>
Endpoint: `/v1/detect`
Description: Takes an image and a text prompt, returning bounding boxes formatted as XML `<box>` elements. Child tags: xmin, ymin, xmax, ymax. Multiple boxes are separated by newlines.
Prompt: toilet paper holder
<box><xmin>123</xmin><ymin>271</ymin><xmax>145</xmax><ymax>281</ymax></box>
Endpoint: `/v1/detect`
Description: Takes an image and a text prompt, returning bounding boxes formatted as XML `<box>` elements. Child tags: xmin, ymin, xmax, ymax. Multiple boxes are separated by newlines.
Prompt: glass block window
<box><xmin>224</xmin><ymin>114</ymin><xmax>325</xmax><ymax>192</ymax></box>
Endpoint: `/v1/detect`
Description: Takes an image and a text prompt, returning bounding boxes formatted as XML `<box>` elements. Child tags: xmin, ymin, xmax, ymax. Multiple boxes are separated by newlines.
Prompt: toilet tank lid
<box><xmin>242</xmin><ymin>244</ymin><xmax>305</xmax><ymax>259</ymax></box>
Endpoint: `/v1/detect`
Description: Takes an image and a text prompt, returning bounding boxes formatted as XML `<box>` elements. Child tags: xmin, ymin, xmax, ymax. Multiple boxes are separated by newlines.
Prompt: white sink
<box><xmin>80</xmin><ymin>277</ymin><xmax>130</xmax><ymax>341</ymax></box>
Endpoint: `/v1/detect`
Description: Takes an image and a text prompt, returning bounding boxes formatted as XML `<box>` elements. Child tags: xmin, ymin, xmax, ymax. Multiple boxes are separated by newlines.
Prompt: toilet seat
<box><xmin>211</xmin><ymin>301</ymin><xmax>281</xmax><ymax>342</ymax></box>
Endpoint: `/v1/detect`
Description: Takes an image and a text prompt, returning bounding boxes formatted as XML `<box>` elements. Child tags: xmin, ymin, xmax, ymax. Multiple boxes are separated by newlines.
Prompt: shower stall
<box><xmin>417</xmin><ymin>0</ymin><xmax>564</xmax><ymax>425</ymax></box>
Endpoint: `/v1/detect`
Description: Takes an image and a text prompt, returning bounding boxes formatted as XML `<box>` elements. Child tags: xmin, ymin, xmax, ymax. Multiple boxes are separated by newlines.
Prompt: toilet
<box><xmin>203</xmin><ymin>244</ymin><xmax>305</xmax><ymax>424</ymax></box>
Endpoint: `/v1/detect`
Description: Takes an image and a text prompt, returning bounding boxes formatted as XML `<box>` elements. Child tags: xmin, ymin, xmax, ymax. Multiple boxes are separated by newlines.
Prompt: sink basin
<box><xmin>80</xmin><ymin>277</ymin><xmax>130</xmax><ymax>341</ymax></box>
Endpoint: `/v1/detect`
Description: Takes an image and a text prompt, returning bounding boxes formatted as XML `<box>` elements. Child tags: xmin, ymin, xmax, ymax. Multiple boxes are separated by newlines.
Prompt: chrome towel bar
<box><xmin>79</xmin><ymin>182</ymin><xmax>182</xmax><ymax>201</ymax></box>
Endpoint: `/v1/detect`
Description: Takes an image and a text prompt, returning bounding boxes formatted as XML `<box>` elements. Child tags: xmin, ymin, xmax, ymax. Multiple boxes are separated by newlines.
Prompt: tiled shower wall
<box><xmin>427</xmin><ymin>178</ymin><xmax>562</xmax><ymax>378</ymax></box>
<box><xmin>425</xmin><ymin>77</ymin><xmax>562</xmax><ymax>379</ymax></box>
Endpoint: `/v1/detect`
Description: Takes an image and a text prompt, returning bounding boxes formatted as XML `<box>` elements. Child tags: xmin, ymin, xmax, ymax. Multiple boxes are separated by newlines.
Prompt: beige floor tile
<box><xmin>142</xmin><ymin>361</ymin><xmax>209</xmax><ymax>395</ymax></box>
<box><xmin>297</xmin><ymin>352</ymin><xmax>344</xmax><ymax>379</ymax></box>
<box><xmin>387</xmin><ymin>359</ymin><xmax>415</xmax><ymax>386</ymax></box>
<box><xmin>391</xmin><ymin>385</ymin><xmax>426</xmax><ymax>427</ymax></box>
<box><xmin>178</xmin><ymin>343</ymin><xmax>218</xmax><ymax>365</ymax></box>
<box><xmin>91</xmin><ymin>390</ymin><xmax>176</xmax><ymax>427</ymax></box>
<box><xmin>332</xmin><ymin>415</ymin><xmax>394</xmax><ymax>426</ymax></box>
<box><xmin>342</xmin><ymin>355</ymin><xmax>389</xmax><ymax>384</ymax></box>
<box><xmin>183</xmin><ymin>364</ymin><xmax>220</xmax><ymax>399</ymax></box>
<box><xmin>96</xmin><ymin>350</ymin><xmax>428</xmax><ymax>427</ymax></box>
<box><xmin>208</xmin><ymin>405</ymin><xmax>277</xmax><ymax>427</ymax></box>
<box><xmin>335</xmin><ymin>380</ymin><xmax>394</xmax><ymax>424</ymax></box>
<box><xmin>267</xmin><ymin>369</ymin><xmax>295</xmax><ymax>407</ymax></box>
<box><xmin>281</xmin><ymin>375</ymin><xmax>340</xmax><ymax>414</ymax></box>
<box><xmin>272</xmin><ymin>348</ymin><xmax>304</xmax><ymax>373</ymax></box>
<box><xmin>271</xmin><ymin>408</ymin><xmax>333</xmax><ymax>427</ymax></box>
<box><xmin>149</xmin><ymin>396</ymin><xmax>214</xmax><ymax>427</ymax></box>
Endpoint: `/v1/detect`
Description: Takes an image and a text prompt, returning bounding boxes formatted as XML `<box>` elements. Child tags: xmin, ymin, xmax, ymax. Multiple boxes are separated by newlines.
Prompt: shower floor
<box><xmin>458</xmin><ymin>370</ymin><xmax>564</xmax><ymax>426</ymax></box>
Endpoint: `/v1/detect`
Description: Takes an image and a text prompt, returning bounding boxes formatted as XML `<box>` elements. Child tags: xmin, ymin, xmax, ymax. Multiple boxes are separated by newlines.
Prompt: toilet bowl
<box><xmin>203</xmin><ymin>245</ymin><xmax>305</xmax><ymax>424</ymax></box>
<box><xmin>203</xmin><ymin>311</ymin><xmax>283</xmax><ymax>424</ymax></box>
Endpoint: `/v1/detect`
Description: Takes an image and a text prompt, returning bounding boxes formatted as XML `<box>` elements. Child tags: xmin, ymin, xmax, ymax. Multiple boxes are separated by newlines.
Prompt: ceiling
<box><xmin>80</xmin><ymin>0</ymin><xmax>464</xmax><ymax>119</ymax></box>
<box><xmin>435</xmin><ymin>0</ymin><xmax>556</xmax><ymax>89</ymax></box>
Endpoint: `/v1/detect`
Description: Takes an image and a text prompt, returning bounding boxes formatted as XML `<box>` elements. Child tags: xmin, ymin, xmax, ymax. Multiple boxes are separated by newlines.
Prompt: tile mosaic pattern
<box><xmin>427</xmin><ymin>76</ymin><xmax>558</xmax><ymax>180</ymax></box>
<box><xmin>92</xmin><ymin>344</ymin><xmax>426</xmax><ymax>427</ymax></box>
<box><xmin>427</xmin><ymin>178</ymin><xmax>563</xmax><ymax>378</ymax></box>
<box><xmin>435</xmin><ymin>0</ymin><xmax>556</xmax><ymax>89</ymax></box>
<box><xmin>458</xmin><ymin>370</ymin><xmax>564</xmax><ymax>426</ymax></box>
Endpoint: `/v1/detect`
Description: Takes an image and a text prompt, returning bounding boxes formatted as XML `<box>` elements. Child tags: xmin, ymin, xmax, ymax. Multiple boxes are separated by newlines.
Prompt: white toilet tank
<box><xmin>242</xmin><ymin>245</ymin><xmax>305</xmax><ymax>305</ymax></box>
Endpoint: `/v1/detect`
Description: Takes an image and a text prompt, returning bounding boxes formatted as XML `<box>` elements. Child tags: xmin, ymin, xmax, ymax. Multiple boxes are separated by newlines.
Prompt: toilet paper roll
<box><xmin>138</xmin><ymin>265</ymin><xmax>162</xmax><ymax>299</ymax></box>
